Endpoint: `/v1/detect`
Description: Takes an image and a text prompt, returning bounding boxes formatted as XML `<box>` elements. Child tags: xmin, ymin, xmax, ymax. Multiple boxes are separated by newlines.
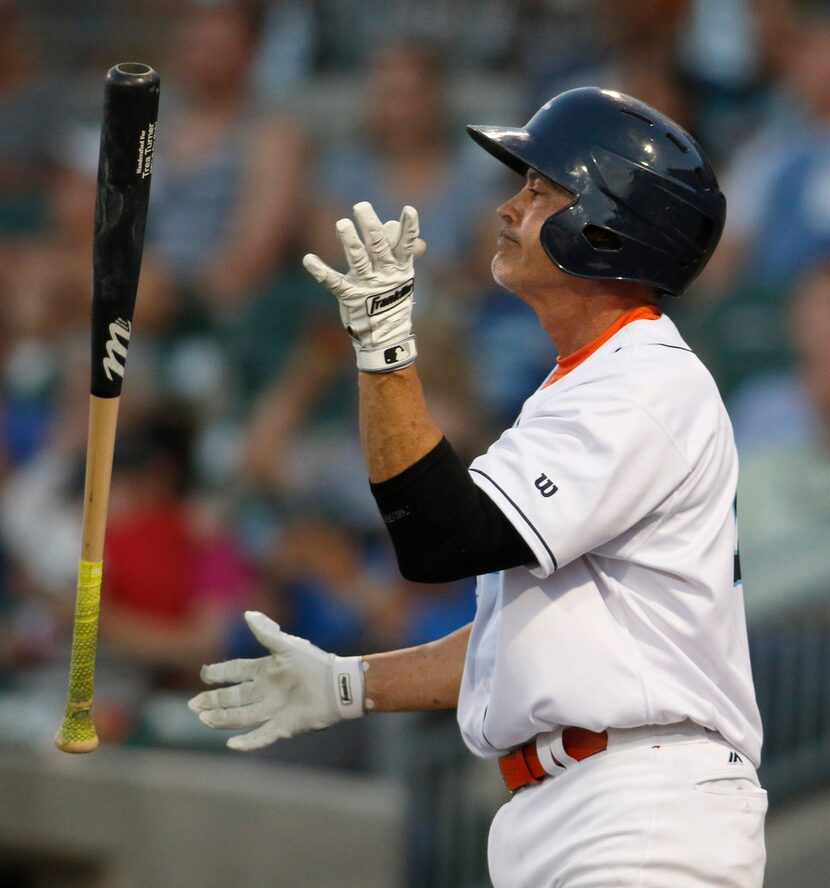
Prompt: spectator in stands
<box><xmin>230</xmin><ymin>38</ymin><xmax>498</xmax><ymax>559</ymax></box>
<box><xmin>600</xmin><ymin>0</ymin><xmax>694</xmax><ymax>126</ymax></box>
<box><xmin>519</xmin><ymin>1</ymin><xmax>695</xmax><ymax>130</ymax></box>
<box><xmin>238</xmin><ymin>508</ymin><xmax>475</xmax><ymax>658</ymax></box>
<box><xmin>238</xmin><ymin>327</ymin><xmax>365</xmax><ymax>512</ymax></box>
<box><xmin>145</xmin><ymin>0</ymin><xmax>307</xmax><ymax>316</ymax></box>
<box><xmin>671</xmin><ymin>3</ymin><xmax>830</xmax><ymax>399</ymax></box>
<box><xmin>716</xmin><ymin>3</ymin><xmax>830</xmax><ymax>290</ymax></box>
<box><xmin>309</xmin><ymin>0</ymin><xmax>514</xmax><ymax>71</ymax></box>
<box><xmin>255</xmin><ymin>513</ymin><xmax>399</xmax><ymax>654</ymax></box>
<box><xmin>737</xmin><ymin>259</ymin><xmax>830</xmax><ymax>612</ymax></box>
<box><xmin>311</xmin><ymin>38</ymin><xmax>503</xmax><ymax>314</ymax></box>
<box><xmin>100</xmin><ymin>406</ymin><xmax>252</xmax><ymax>682</ymax></box>
<box><xmin>690</xmin><ymin>0</ymin><xmax>801</xmax><ymax>296</ymax></box>
<box><xmin>0</xmin><ymin>0</ymin><xmax>61</xmax><ymax>239</ymax></box>
<box><xmin>0</xmin><ymin>392</ymin><xmax>254</xmax><ymax>743</ymax></box>
<box><xmin>233</xmin><ymin>311</ymin><xmax>480</xmax><ymax>667</ymax></box>
<box><xmin>0</xmin><ymin>127</ymin><xmax>173</xmax><ymax>468</ymax></box>
<box><xmin>304</xmin><ymin>37</ymin><xmax>502</xmax><ymax>475</ymax></box>
<box><xmin>678</xmin><ymin>0</ymin><xmax>769</xmax><ymax>161</ymax></box>
<box><xmin>0</xmin><ymin>340</ymin><xmax>102</xmax><ymax>706</ymax></box>
<box><xmin>0</xmin><ymin>339</ymin><xmax>92</xmax><ymax>607</ymax></box>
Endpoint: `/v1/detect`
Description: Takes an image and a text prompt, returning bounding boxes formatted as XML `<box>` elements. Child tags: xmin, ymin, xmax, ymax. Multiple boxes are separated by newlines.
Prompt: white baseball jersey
<box><xmin>457</xmin><ymin>310</ymin><xmax>763</xmax><ymax>766</ymax></box>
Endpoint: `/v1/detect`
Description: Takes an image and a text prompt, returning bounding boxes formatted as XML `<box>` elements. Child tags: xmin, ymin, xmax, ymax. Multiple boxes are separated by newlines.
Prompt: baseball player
<box><xmin>189</xmin><ymin>88</ymin><xmax>766</xmax><ymax>887</ymax></box>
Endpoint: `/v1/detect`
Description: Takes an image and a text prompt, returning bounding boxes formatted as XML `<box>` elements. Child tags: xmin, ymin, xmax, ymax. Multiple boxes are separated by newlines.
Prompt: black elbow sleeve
<box><xmin>370</xmin><ymin>438</ymin><xmax>533</xmax><ymax>583</ymax></box>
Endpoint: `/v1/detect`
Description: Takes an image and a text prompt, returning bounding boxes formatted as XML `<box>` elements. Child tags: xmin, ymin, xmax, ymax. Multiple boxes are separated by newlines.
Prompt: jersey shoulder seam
<box><xmin>618</xmin><ymin>392</ymin><xmax>694</xmax><ymax>476</ymax></box>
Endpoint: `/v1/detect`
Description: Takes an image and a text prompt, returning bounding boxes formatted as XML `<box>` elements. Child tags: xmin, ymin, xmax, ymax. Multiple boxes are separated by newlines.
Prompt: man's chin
<box><xmin>491</xmin><ymin>255</ymin><xmax>515</xmax><ymax>292</ymax></box>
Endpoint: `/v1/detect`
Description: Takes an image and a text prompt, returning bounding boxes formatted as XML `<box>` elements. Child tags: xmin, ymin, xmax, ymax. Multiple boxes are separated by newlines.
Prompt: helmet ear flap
<box><xmin>540</xmin><ymin>204</ymin><xmax>680</xmax><ymax>293</ymax></box>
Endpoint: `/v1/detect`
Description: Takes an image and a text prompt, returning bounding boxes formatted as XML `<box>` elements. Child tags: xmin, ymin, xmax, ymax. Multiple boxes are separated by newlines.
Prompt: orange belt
<box><xmin>498</xmin><ymin>727</ymin><xmax>609</xmax><ymax>792</ymax></box>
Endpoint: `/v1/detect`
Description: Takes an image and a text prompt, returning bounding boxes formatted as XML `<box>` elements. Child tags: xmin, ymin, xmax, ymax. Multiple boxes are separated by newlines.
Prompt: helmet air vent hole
<box><xmin>620</xmin><ymin>108</ymin><xmax>654</xmax><ymax>126</ymax></box>
<box><xmin>665</xmin><ymin>132</ymin><xmax>690</xmax><ymax>153</ymax></box>
<box><xmin>583</xmin><ymin>225</ymin><xmax>622</xmax><ymax>252</ymax></box>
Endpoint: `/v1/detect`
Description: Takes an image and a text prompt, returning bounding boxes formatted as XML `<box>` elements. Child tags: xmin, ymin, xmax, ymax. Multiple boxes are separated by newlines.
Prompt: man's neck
<box><xmin>527</xmin><ymin>284</ymin><xmax>660</xmax><ymax>357</ymax></box>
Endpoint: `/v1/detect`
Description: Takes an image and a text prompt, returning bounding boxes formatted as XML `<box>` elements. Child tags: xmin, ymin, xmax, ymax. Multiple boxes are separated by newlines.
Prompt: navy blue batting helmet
<box><xmin>467</xmin><ymin>87</ymin><xmax>726</xmax><ymax>296</ymax></box>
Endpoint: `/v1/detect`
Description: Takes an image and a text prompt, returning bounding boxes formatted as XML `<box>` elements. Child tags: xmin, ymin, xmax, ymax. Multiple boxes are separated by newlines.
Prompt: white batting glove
<box><xmin>303</xmin><ymin>202</ymin><xmax>420</xmax><ymax>373</ymax></box>
<box><xmin>187</xmin><ymin>611</ymin><xmax>365</xmax><ymax>751</ymax></box>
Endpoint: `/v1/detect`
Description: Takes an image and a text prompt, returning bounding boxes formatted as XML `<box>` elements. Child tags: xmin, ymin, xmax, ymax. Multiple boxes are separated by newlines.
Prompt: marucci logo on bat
<box><xmin>102</xmin><ymin>319</ymin><xmax>131</xmax><ymax>381</ymax></box>
<box><xmin>366</xmin><ymin>280</ymin><xmax>414</xmax><ymax>316</ymax></box>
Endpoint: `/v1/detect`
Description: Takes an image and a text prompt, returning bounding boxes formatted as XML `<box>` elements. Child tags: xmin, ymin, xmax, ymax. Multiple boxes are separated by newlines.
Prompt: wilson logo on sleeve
<box><xmin>534</xmin><ymin>474</ymin><xmax>559</xmax><ymax>498</ymax></box>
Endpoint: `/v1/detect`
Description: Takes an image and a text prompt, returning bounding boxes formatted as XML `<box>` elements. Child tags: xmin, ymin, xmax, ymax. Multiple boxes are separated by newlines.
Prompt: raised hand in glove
<box><xmin>303</xmin><ymin>201</ymin><xmax>421</xmax><ymax>373</ymax></box>
<box><xmin>188</xmin><ymin>611</ymin><xmax>365</xmax><ymax>751</ymax></box>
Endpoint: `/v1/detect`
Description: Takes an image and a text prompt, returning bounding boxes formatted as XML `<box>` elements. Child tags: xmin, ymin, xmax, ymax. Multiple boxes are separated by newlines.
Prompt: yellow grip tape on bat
<box><xmin>55</xmin><ymin>559</ymin><xmax>103</xmax><ymax>751</ymax></box>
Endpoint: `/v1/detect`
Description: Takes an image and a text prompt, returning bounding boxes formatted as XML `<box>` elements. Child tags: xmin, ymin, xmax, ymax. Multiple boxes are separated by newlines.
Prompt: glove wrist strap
<box><xmin>332</xmin><ymin>656</ymin><xmax>366</xmax><ymax>720</ymax></box>
<box><xmin>355</xmin><ymin>336</ymin><xmax>417</xmax><ymax>373</ymax></box>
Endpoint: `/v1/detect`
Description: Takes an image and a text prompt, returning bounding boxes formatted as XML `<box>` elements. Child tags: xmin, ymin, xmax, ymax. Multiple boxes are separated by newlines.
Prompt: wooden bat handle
<box><xmin>54</xmin><ymin>395</ymin><xmax>120</xmax><ymax>753</ymax></box>
<box><xmin>81</xmin><ymin>396</ymin><xmax>120</xmax><ymax>561</ymax></box>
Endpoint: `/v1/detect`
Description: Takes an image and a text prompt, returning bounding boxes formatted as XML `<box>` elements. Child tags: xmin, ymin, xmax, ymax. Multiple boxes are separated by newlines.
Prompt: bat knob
<box><xmin>54</xmin><ymin>734</ymin><xmax>100</xmax><ymax>754</ymax></box>
<box><xmin>413</xmin><ymin>237</ymin><xmax>427</xmax><ymax>259</ymax></box>
<box><xmin>107</xmin><ymin>62</ymin><xmax>160</xmax><ymax>90</ymax></box>
<box><xmin>54</xmin><ymin>714</ymin><xmax>100</xmax><ymax>754</ymax></box>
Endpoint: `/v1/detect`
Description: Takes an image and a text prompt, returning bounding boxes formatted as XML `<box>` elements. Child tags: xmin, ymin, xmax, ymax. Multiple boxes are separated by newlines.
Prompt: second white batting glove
<box><xmin>188</xmin><ymin>611</ymin><xmax>365</xmax><ymax>751</ymax></box>
<box><xmin>303</xmin><ymin>202</ymin><xmax>420</xmax><ymax>372</ymax></box>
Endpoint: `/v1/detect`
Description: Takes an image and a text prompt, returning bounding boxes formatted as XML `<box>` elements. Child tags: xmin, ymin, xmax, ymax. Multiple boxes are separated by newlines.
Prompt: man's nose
<box><xmin>497</xmin><ymin>194</ymin><xmax>521</xmax><ymax>224</ymax></box>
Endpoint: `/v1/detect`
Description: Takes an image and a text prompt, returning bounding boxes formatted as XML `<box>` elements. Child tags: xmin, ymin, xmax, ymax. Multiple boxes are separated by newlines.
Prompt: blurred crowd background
<box><xmin>1</xmin><ymin>0</ymin><xmax>830</xmax><ymax>880</ymax></box>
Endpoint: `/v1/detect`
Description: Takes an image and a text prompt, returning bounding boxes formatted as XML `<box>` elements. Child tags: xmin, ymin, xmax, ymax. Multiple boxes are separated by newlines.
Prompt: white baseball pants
<box><xmin>488</xmin><ymin>725</ymin><xmax>767</xmax><ymax>887</ymax></box>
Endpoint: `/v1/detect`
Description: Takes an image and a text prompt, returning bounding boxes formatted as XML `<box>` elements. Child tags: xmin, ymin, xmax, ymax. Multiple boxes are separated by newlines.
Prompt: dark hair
<box><xmin>114</xmin><ymin>406</ymin><xmax>195</xmax><ymax>494</ymax></box>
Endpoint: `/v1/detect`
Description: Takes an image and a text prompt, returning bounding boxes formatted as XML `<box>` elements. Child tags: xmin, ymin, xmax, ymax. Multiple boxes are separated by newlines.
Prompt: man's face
<box><xmin>175</xmin><ymin>7</ymin><xmax>256</xmax><ymax>93</ymax></box>
<box><xmin>491</xmin><ymin>170</ymin><xmax>575</xmax><ymax>296</ymax></box>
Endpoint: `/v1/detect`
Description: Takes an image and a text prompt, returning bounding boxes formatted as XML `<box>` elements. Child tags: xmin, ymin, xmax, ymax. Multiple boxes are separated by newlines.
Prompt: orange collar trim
<box><xmin>544</xmin><ymin>304</ymin><xmax>662</xmax><ymax>387</ymax></box>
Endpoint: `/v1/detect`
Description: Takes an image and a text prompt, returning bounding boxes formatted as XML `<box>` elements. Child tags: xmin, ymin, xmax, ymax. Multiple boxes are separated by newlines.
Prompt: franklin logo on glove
<box><xmin>367</xmin><ymin>280</ymin><xmax>414</xmax><ymax>316</ymax></box>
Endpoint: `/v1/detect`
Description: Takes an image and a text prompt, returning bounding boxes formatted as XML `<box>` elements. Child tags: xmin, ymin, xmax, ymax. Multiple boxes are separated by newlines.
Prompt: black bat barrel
<box><xmin>90</xmin><ymin>63</ymin><xmax>160</xmax><ymax>399</ymax></box>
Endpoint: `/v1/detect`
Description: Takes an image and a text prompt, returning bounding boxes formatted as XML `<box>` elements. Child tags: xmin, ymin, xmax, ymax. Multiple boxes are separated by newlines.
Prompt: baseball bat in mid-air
<box><xmin>55</xmin><ymin>63</ymin><xmax>160</xmax><ymax>754</ymax></box>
